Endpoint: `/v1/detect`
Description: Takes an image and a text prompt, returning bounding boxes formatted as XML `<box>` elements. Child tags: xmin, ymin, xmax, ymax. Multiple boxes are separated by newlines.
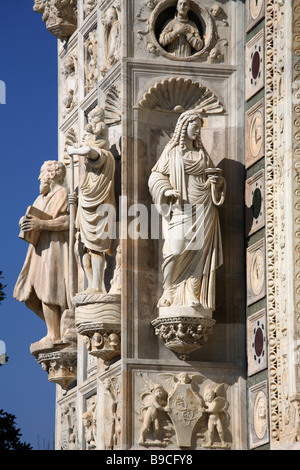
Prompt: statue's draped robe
<box><xmin>148</xmin><ymin>145</ymin><xmax>223</xmax><ymax>309</ymax></box>
<box><xmin>76</xmin><ymin>145</ymin><xmax>116</xmax><ymax>255</ymax></box>
<box><xmin>14</xmin><ymin>187</ymin><xmax>69</xmax><ymax>320</ymax></box>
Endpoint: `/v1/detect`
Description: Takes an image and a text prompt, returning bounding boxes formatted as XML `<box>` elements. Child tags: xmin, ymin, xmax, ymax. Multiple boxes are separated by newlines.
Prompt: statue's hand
<box><xmin>67</xmin><ymin>145</ymin><xmax>78</xmax><ymax>155</ymax></box>
<box><xmin>21</xmin><ymin>215</ymin><xmax>42</xmax><ymax>232</ymax></box>
<box><xmin>207</xmin><ymin>174</ymin><xmax>219</xmax><ymax>185</ymax></box>
<box><xmin>164</xmin><ymin>189</ymin><xmax>180</xmax><ymax>199</ymax></box>
<box><xmin>68</xmin><ymin>192</ymin><xmax>77</xmax><ymax>205</ymax></box>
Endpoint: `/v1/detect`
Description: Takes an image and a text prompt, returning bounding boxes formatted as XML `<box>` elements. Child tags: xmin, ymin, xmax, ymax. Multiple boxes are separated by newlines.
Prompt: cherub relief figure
<box><xmin>202</xmin><ymin>382</ymin><xmax>230</xmax><ymax>448</ymax></box>
<box><xmin>138</xmin><ymin>383</ymin><xmax>169</xmax><ymax>445</ymax></box>
<box><xmin>159</xmin><ymin>0</ymin><xmax>203</xmax><ymax>57</ymax></box>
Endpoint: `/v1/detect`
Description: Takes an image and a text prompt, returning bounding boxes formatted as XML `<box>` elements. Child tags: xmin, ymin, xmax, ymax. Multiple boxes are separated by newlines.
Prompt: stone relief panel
<box><xmin>101</xmin><ymin>4</ymin><xmax>121</xmax><ymax>76</ymax></box>
<box><xmin>135</xmin><ymin>372</ymin><xmax>231</xmax><ymax>449</ymax></box>
<box><xmin>246</xmin><ymin>0</ymin><xmax>265</xmax><ymax>32</ymax></box>
<box><xmin>245</xmin><ymin>99</ymin><xmax>265</xmax><ymax>169</ymax></box>
<box><xmin>83</xmin><ymin>394</ymin><xmax>97</xmax><ymax>450</ymax></box>
<box><xmin>84</xmin><ymin>28</ymin><xmax>98</xmax><ymax>95</ymax></box>
<box><xmin>245</xmin><ymin>169</ymin><xmax>265</xmax><ymax>237</ymax></box>
<box><xmin>248</xmin><ymin>381</ymin><xmax>269</xmax><ymax>449</ymax></box>
<box><xmin>84</xmin><ymin>0</ymin><xmax>97</xmax><ymax>19</ymax></box>
<box><xmin>61</xmin><ymin>50</ymin><xmax>78</xmax><ymax>120</ymax></box>
<box><xmin>103</xmin><ymin>376</ymin><xmax>122</xmax><ymax>449</ymax></box>
<box><xmin>247</xmin><ymin>238</ymin><xmax>266</xmax><ymax>306</ymax></box>
<box><xmin>135</xmin><ymin>0</ymin><xmax>229</xmax><ymax>63</ymax></box>
<box><xmin>60</xmin><ymin>401</ymin><xmax>78</xmax><ymax>450</ymax></box>
<box><xmin>245</xmin><ymin>29</ymin><xmax>264</xmax><ymax>101</ymax></box>
<box><xmin>247</xmin><ymin>308</ymin><xmax>267</xmax><ymax>376</ymax></box>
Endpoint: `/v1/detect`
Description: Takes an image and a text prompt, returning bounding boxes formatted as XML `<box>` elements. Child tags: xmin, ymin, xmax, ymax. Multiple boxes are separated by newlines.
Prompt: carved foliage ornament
<box><xmin>33</xmin><ymin>0</ymin><xmax>78</xmax><ymax>40</ymax></box>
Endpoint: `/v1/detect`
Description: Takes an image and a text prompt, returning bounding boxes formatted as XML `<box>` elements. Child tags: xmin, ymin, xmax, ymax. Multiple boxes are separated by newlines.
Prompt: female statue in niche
<box><xmin>148</xmin><ymin>110</ymin><xmax>226</xmax><ymax>310</ymax></box>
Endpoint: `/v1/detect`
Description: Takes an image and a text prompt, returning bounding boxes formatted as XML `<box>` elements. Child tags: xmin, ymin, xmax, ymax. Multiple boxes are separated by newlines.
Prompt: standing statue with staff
<box><xmin>67</xmin><ymin>106</ymin><xmax>116</xmax><ymax>295</ymax></box>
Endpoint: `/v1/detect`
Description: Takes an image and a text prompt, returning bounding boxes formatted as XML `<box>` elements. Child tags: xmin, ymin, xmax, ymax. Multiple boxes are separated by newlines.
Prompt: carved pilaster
<box><xmin>33</xmin><ymin>0</ymin><xmax>78</xmax><ymax>40</ymax></box>
<box><xmin>265</xmin><ymin>0</ymin><xmax>300</xmax><ymax>448</ymax></box>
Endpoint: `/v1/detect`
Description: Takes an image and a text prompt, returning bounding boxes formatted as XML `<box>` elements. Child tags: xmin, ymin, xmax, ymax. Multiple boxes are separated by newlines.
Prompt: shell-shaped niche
<box><xmin>139</xmin><ymin>77</ymin><xmax>225</xmax><ymax>114</ymax></box>
<box><xmin>104</xmin><ymin>85</ymin><xmax>121</xmax><ymax>126</ymax></box>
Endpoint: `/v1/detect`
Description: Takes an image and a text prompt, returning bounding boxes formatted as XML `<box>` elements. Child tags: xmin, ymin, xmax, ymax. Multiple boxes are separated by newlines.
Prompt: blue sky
<box><xmin>0</xmin><ymin>1</ymin><xmax>60</xmax><ymax>449</ymax></box>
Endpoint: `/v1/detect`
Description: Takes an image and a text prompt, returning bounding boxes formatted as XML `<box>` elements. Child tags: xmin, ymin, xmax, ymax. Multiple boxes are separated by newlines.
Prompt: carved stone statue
<box><xmin>148</xmin><ymin>110</ymin><xmax>226</xmax><ymax>311</ymax></box>
<box><xmin>159</xmin><ymin>0</ymin><xmax>203</xmax><ymax>57</ymax></box>
<box><xmin>202</xmin><ymin>382</ymin><xmax>229</xmax><ymax>448</ymax></box>
<box><xmin>103</xmin><ymin>377</ymin><xmax>121</xmax><ymax>449</ymax></box>
<box><xmin>138</xmin><ymin>383</ymin><xmax>169</xmax><ymax>445</ymax></box>
<box><xmin>85</xmin><ymin>30</ymin><xmax>98</xmax><ymax>94</ymax></box>
<box><xmin>67</xmin><ymin>106</ymin><xmax>116</xmax><ymax>295</ymax></box>
<box><xmin>101</xmin><ymin>6</ymin><xmax>120</xmax><ymax>75</ymax></box>
<box><xmin>14</xmin><ymin>161</ymin><xmax>71</xmax><ymax>350</ymax></box>
<box><xmin>82</xmin><ymin>409</ymin><xmax>97</xmax><ymax>450</ymax></box>
<box><xmin>62</xmin><ymin>53</ymin><xmax>78</xmax><ymax>118</ymax></box>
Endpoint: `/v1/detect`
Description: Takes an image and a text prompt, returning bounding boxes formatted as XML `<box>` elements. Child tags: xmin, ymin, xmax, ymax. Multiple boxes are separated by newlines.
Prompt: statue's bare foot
<box><xmin>187</xmin><ymin>298</ymin><xmax>201</xmax><ymax>308</ymax></box>
<box><xmin>158</xmin><ymin>298</ymin><xmax>171</xmax><ymax>307</ymax></box>
<box><xmin>84</xmin><ymin>287</ymin><xmax>103</xmax><ymax>295</ymax></box>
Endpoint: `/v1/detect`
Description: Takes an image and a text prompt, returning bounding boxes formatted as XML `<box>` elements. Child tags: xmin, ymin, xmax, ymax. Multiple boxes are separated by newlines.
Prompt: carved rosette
<box><xmin>34</xmin><ymin>349</ymin><xmax>77</xmax><ymax>391</ymax></box>
<box><xmin>33</xmin><ymin>0</ymin><xmax>78</xmax><ymax>40</ymax></box>
<box><xmin>74</xmin><ymin>293</ymin><xmax>121</xmax><ymax>363</ymax></box>
<box><xmin>152</xmin><ymin>307</ymin><xmax>216</xmax><ymax>360</ymax></box>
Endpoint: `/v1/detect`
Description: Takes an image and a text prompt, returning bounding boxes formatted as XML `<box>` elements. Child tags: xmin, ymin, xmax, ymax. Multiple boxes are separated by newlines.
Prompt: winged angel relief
<box><xmin>137</xmin><ymin>373</ymin><xmax>230</xmax><ymax>448</ymax></box>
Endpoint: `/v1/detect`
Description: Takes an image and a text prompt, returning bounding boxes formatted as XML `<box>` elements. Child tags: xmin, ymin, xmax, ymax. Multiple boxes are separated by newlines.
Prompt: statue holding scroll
<box><xmin>14</xmin><ymin>161</ymin><xmax>70</xmax><ymax>349</ymax></box>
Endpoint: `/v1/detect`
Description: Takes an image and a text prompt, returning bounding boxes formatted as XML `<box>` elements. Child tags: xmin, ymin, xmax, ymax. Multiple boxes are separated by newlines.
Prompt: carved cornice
<box><xmin>33</xmin><ymin>0</ymin><xmax>78</xmax><ymax>40</ymax></box>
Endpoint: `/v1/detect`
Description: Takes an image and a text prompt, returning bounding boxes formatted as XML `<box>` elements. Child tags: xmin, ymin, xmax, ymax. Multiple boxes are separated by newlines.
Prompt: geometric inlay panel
<box><xmin>245</xmin><ymin>30</ymin><xmax>264</xmax><ymax>101</ymax></box>
<box><xmin>245</xmin><ymin>169</ymin><xmax>265</xmax><ymax>236</ymax></box>
<box><xmin>247</xmin><ymin>308</ymin><xmax>267</xmax><ymax>376</ymax></box>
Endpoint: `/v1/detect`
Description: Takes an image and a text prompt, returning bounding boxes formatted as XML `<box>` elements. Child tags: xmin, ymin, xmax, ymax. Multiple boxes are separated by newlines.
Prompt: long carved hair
<box><xmin>168</xmin><ymin>109</ymin><xmax>204</xmax><ymax>152</ymax></box>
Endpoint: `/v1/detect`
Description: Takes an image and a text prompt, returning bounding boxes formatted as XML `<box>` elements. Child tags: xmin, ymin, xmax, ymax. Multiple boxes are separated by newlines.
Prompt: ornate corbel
<box><xmin>33</xmin><ymin>0</ymin><xmax>78</xmax><ymax>40</ymax></box>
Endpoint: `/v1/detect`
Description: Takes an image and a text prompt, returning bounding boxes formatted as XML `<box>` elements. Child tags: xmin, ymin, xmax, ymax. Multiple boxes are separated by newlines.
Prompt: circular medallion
<box><xmin>250</xmin><ymin>249</ymin><xmax>265</xmax><ymax>296</ymax></box>
<box><xmin>250</xmin><ymin>0</ymin><xmax>264</xmax><ymax>20</ymax></box>
<box><xmin>249</xmin><ymin>111</ymin><xmax>263</xmax><ymax>157</ymax></box>
<box><xmin>254</xmin><ymin>390</ymin><xmax>267</xmax><ymax>440</ymax></box>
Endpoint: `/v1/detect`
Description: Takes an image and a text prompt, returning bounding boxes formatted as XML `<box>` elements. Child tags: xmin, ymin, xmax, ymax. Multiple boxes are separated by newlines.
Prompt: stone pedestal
<box><xmin>74</xmin><ymin>292</ymin><xmax>121</xmax><ymax>364</ymax></box>
<box><xmin>152</xmin><ymin>306</ymin><xmax>216</xmax><ymax>360</ymax></box>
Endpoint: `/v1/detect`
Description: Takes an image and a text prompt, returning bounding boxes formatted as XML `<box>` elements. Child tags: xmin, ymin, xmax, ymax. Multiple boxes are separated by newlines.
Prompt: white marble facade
<box><xmin>17</xmin><ymin>0</ymin><xmax>300</xmax><ymax>451</ymax></box>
